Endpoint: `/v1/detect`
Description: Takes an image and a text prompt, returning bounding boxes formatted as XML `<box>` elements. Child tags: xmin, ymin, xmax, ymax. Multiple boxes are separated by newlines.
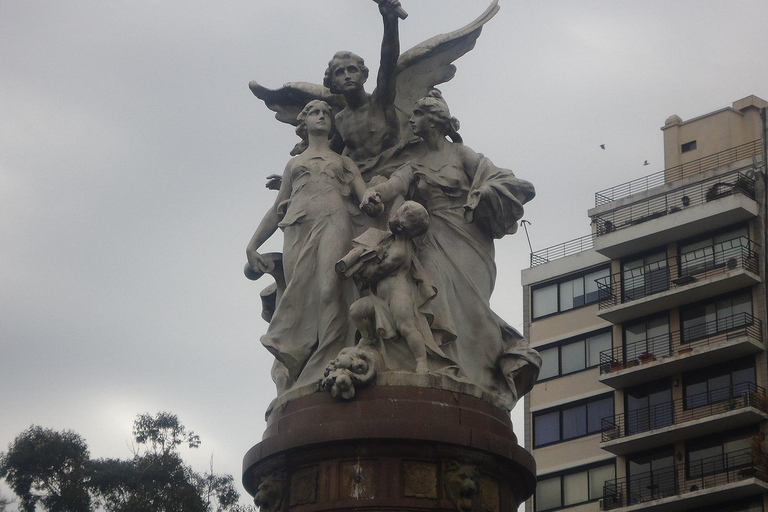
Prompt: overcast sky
<box><xmin>2</xmin><ymin>0</ymin><xmax>768</xmax><ymax>508</ymax></box>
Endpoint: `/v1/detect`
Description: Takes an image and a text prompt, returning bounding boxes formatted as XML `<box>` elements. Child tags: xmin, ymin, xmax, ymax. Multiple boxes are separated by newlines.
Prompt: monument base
<box><xmin>243</xmin><ymin>385</ymin><xmax>536</xmax><ymax>512</ymax></box>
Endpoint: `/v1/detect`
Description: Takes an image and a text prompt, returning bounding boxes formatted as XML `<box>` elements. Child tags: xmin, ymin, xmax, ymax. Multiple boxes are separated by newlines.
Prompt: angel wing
<box><xmin>393</xmin><ymin>0</ymin><xmax>500</xmax><ymax>124</ymax></box>
<box><xmin>248</xmin><ymin>80</ymin><xmax>346</xmax><ymax>126</ymax></box>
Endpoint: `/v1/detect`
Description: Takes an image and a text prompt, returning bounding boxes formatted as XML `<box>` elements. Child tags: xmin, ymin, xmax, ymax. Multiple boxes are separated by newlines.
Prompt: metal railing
<box><xmin>600</xmin><ymin>383</ymin><xmax>766</xmax><ymax>442</ymax></box>
<box><xmin>601</xmin><ymin>448</ymin><xmax>762</xmax><ymax>510</ymax></box>
<box><xmin>592</xmin><ymin>170</ymin><xmax>756</xmax><ymax>237</ymax></box>
<box><xmin>598</xmin><ymin>313</ymin><xmax>762</xmax><ymax>374</ymax></box>
<box><xmin>595</xmin><ymin>237</ymin><xmax>759</xmax><ymax>310</ymax></box>
<box><xmin>529</xmin><ymin>233</ymin><xmax>596</xmax><ymax>267</ymax></box>
<box><xmin>594</xmin><ymin>140</ymin><xmax>761</xmax><ymax>206</ymax></box>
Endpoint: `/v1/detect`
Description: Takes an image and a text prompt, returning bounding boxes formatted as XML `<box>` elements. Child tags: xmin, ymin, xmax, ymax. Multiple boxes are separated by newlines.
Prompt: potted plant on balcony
<box><xmin>747</xmin><ymin>433</ymin><xmax>768</xmax><ymax>480</ymax></box>
<box><xmin>638</xmin><ymin>352</ymin><xmax>656</xmax><ymax>363</ymax></box>
<box><xmin>609</xmin><ymin>360</ymin><xmax>624</xmax><ymax>372</ymax></box>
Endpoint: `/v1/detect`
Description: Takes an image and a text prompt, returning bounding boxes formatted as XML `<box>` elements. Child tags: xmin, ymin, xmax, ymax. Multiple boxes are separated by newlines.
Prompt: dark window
<box><xmin>536</xmin><ymin>329</ymin><xmax>612</xmax><ymax>381</ymax></box>
<box><xmin>622</xmin><ymin>250</ymin><xmax>668</xmax><ymax>301</ymax></box>
<box><xmin>686</xmin><ymin>430</ymin><xmax>753</xmax><ymax>479</ymax></box>
<box><xmin>625</xmin><ymin>380</ymin><xmax>673</xmax><ymax>435</ymax></box>
<box><xmin>683</xmin><ymin>357</ymin><xmax>756</xmax><ymax>409</ymax></box>
<box><xmin>681</xmin><ymin>290</ymin><xmax>752</xmax><ymax>342</ymax></box>
<box><xmin>627</xmin><ymin>448</ymin><xmax>676</xmax><ymax>505</ymax></box>
<box><xmin>623</xmin><ymin>314</ymin><xmax>670</xmax><ymax>360</ymax></box>
<box><xmin>681</xmin><ymin>140</ymin><xmax>697</xmax><ymax>153</ymax></box>
<box><xmin>535</xmin><ymin>461</ymin><xmax>616</xmax><ymax>512</ymax></box>
<box><xmin>533</xmin><ymin>394</ymin><xmax>614</xmax><ymax>448</ymax></box>
<box><xmin>679</xmin><ymin>226</ymin><xmax>749</xmax><ymax>277</ymax></box>
<box><xmin>531</xmin><ymin>266</ymin><xmax>610</xmax><ymax>319</ymax></box>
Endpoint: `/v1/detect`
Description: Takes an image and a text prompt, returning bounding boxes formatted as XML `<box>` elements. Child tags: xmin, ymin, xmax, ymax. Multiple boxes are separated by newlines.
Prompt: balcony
<box><xmin>600</xmin><ymin>449</ymin><xmax>768</xmax><ymax>512</ymax></box>
<box><xmin>591</xmin><ymin>169</ymin><xmax>758</xmax><ymax>260</ymax></box>
<box><xmin>598</xmin><ymin>314</ymin><xmax>762</xmax><ymax>388</ymax></box>
<box><xmin>595</xmin><ymin>238</ymin><xmax>760</xmax><ymax>323</ymax></box>
<box><xmin>599</xmin><ymin>384</ymin><xmax>768</xmax><ymax>455</ymax></box>
<box><xmin>594</xmin><ymin>140</ymin><xmax>762</xmax><ymax>206</ymax></box>
<box><xmin>530</xmin><ymin>233</ymin><xmax>595</xmax><ymax>267</ymax></box>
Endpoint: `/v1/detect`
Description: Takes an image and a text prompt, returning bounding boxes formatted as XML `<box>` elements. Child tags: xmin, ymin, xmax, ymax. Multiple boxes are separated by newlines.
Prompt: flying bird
<box><xmin>599</xmin><ymin>144</ymin><xmax>605</xmax><ymax>150</ymax></box>
<box><xmin>643</xmin><ymin>160</ymin><xmax>650</xmax><ymax>166</ymax></box>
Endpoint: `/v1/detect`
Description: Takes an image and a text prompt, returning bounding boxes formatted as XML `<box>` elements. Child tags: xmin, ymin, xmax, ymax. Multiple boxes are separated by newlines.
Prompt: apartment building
<box><xmin>524</xmin><ymin>95</ymin><xmax>768</xmax><ymax>512</ymax></box>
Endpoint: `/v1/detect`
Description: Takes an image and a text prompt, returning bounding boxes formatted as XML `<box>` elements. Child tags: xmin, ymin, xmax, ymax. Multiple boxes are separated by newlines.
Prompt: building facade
<box><xmin>524</xmin><ymin>96</ymin><xmax>768</xmax><ymax>512</ymax></box>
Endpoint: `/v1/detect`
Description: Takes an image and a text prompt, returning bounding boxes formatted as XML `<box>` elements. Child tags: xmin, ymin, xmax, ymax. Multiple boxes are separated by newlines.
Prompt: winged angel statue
<box><xmin>246</xmin><ymin>0</ymin><xmax>541</xmax><ymax>411</ymax></box>
<box><xmin>249</xmin><ymin>0</ymin><xmax>500</xmax><ymax>174</ymax></box>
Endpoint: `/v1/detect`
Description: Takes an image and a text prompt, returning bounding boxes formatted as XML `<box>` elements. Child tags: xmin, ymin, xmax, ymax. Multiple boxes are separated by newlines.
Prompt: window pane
<box><xmin>563</xmin><ymin>471</ymin><xmax>589</xmax><ymax>506</ymax></box>
<box><xmin>589</xmin><ymin>464</ymin><xmax>616</xmax><ymax>500</ymax></box>
<box><xmin>534</xmin><ymin>412</ymin><xmax>560</xmax><ymax>447</ymax></box>
<box><xmin>535</xmin><ymin>477</ymin><xmax>561</xmax><ymax>512</ymax></box>
<box><xmin>538</xmin><ymin>348</ymin><xmax>559</xmax><ymax>381</ymax></box>
<box><xmin>685</xmin><ymin>380</ymin><xmax>708</xmax><ymax>409</ymax></box>
<box><xmin>559</xmin><ymin>279</ymin><xmax>574</xmax><ymax>311</ymax></box>
<box><xmin>587</xmin><ymin>397</ymin><xmax>614</xmax><ymax>434</ymax></box>
<box><xmin>561</xmin><ymin>340</ymin><xmax>586</xmax><ymax>374</ymax></box>
<box><xmin>585</xmin><ymin>268</ymin><xmax>609</xmax><ymax>304</ymax></box>
<box><xmin>562</xmin><ymin>405</ymin><xmax>587</xmax><ymax>439</ymax></box>
<box><xmin>587</xmin><ymin>332</ymin><xmax>612</xmax><ymax>367</ymax></box>
<box><xmin>533</xmin><ymin>284</ymin><xmax>558</xmax><ymax>318</ymax></box>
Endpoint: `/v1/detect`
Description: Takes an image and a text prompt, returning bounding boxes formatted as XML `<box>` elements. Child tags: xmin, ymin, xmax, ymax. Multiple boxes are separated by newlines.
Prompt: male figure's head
<box><xmin>390</xmin><ymin>201</ymin><xmax>429</xmax><ymax>238</ymax></box>
<box><xmin>324</xmin><ymin>51</ymin><xmax>370</xmax><ymax>95</ymax></box>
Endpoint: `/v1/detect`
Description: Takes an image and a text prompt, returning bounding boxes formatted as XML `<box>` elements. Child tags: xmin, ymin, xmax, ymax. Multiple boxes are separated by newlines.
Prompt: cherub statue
<box><xmin>337</xmin><ymin>201</ymin><xmax>456</xmax><ymax>374</ymax></box>
<box><xmin>249</xmin><ymin>1</ymin><xmax>500</xmax><ymax>174</ymax></box>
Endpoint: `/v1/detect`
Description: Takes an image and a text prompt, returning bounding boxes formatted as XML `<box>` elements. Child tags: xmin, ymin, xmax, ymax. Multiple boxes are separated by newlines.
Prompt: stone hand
<box><xmin>265</xmin><ymin>174</ymin><xmax>282</xmax><ymax>191</ymax></box>
<box><xmin>244</xmin><ymin>249</ymin><xmax>270</xmax><ymax>280</ymax></box>
<box><xmin>375</xmin><ymin>0</ymin><xmax>407</xmax><ymax>20</ymax></box>
<box><xmin>360</xmin><ymin>189</ymin><xmax>384</xmax><ymax>217</ymax></box>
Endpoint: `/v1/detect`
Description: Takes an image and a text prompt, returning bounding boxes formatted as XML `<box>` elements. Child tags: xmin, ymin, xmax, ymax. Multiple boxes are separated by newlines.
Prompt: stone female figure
<box><xmin>361</xmin><ymin>90</ymin><xmax>541</xmax><ymax>409</ymax></box>
<box><xmin>245</xmin><ymin>100</ymin><xmax>370</xmax><ymax>393</ymax></box>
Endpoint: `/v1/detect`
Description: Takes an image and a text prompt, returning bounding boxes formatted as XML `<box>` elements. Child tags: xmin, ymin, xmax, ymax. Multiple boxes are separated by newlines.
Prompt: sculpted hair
<box><xmin>414</xmin><ymin>89</ymin><xmax>462</xmax><ymax>143</ymax></box>
<box><xmin>323</xmin><ymin>51</ymin><xmax>369</xmax><ymax>94</ymax></box>
<box><xmin>392</xmin><ymin>201</ymin><xmax>430</xmax><ymax>238</ymax></box>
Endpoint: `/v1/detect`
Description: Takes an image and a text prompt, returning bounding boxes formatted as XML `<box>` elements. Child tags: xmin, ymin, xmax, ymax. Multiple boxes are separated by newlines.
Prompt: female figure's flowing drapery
<box><xmin>383</xmin><ymin>145</ymin><xmax>540</xmax><ymax>408</ymax></box>
<box><xmin>261</xmin><ymin>155</ymin><xmax>363</xmax><ymax>389</ymax></box>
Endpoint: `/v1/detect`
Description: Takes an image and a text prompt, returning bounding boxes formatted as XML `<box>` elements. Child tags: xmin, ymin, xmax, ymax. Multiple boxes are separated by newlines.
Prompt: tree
<box><xmin>0</xmin><ymin>491</ymin><xmax>14</xmax><ymax>512</ymax></box>
<box><xmin>0</xmin><ymin>426</ymin><xmax>91</xmax><ymax>512</ymax></box>
<box><xmin>132</xmin><ymin>411</ymin><xmax>200</xmax><ymax>456</ymax></box>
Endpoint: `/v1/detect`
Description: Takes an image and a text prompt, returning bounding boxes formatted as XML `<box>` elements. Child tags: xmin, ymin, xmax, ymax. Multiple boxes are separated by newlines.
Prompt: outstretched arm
<box><xmin>374</xmin><ymin>0</ymin><xmax>402</xmax><ymax>108</ymax></box>
<box><xmin>246</xmin><ymin>162</ymin><xmax>292</xmax><ymax>273</ymax></box>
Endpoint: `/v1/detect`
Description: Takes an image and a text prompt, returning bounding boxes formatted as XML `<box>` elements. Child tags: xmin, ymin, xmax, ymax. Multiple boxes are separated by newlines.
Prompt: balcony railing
<box><xmin>529</xmin><ymin>233</ymin><xmax>596</xmax><ymax>267</ymax></box>
<box><xmin>601</xmin><ymin>448</ymin><xmax>764</xmax><ymax>510</ymax></box>
<box><xmin>599</xmin><ymin>313</ymin><xmax>762</xmax><ymax>373</ymax></box>
<box><xmin>600</xmin><ymin>383</ymin><xmax>766</xmax><ymax>442</ymax></box>
<box><xmin>592</xmin><ymin>170</ymin><xmax>756</xmax><ymax>237</ymax></box>
<box><xmin>595</xmin><ymin>238</ymin><xmax>759</xmax><ymax>310</ymax></box>
<box><xmin>594</xmin><ymin>140</ymin><xmax>761</xmax><ymax>206</ymax></box>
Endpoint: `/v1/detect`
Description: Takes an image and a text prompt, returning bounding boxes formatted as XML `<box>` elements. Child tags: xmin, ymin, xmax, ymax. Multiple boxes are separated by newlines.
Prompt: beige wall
<box><xmin>529</xmin><ymin>304</ymin><xmax>610</xmax><ymax>346</ymax></box>
<box><xmin>534</xmin><ymin>434</ymin><xmax>606</xmax><ymax>472</ymax></box>
<box><xmin>530</xmin><ymin>369</ymin><xmax>610</xmax><ymax>409</ymax></box>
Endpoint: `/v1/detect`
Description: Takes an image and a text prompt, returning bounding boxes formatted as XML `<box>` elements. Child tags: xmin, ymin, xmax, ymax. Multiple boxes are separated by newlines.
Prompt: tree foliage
<box><xmin>0</xmin><ymin>426</ymin><xmax>91</xmax><ymax>512</ymax></box>
<box><xmin>0</xmin><ymin>414</ymin><xmax>255</xmax><ymax>512</ymax></box>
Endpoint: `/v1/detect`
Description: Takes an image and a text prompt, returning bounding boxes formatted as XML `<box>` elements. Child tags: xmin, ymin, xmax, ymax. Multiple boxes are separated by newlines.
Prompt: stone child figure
<box><xmin>339</xmin><ymin>201</ymin><xmax>454</xmax><ymax>374</ymax></box>
<box><xmin>324</xmin><ymin>0</ymin><xmax>403</xmax><ymax>163</ymax></box>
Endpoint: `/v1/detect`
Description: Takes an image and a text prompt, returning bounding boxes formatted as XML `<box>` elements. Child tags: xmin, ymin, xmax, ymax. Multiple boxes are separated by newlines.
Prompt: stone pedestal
<box><xmin>243</xmin><ymin>385</ymin><xmax>536</xmax><ymax>512</ymax></box>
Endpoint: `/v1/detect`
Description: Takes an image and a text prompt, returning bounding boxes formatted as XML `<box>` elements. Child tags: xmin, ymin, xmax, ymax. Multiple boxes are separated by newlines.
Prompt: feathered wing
<box><xmin>248</xmin><ymin>81</ymin><xmax>346</xmax><ymax>126</ymax></box>
<box><xmin>393</xmin><ymin>0</ymin><xmax>500</xmax><ymax>125</ymax></box>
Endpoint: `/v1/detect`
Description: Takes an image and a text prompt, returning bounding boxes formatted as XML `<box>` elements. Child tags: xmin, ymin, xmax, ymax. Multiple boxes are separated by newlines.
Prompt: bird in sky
<box><xmin>643</xmin><ymin>160</ymin><xmax>650</xmax><ymax>166</ymax></box>
<box><xmin>599</xmin><ymin>144</ymin><xmax>605</xmax><ymax>150</ymax></box>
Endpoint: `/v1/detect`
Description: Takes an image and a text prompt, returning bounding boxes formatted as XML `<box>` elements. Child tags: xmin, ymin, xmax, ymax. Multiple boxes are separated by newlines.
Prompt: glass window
<box><xmin>532</xmin><ymin>283</ymin><xmax>558</xmax><ymax>318</ymax></box>
<box><xmin>536</xmin><ymin>329</ymin><xmax>612</xmax><ymax>381</ymax></box>
<box><xmin>538</xmin><ymin>347</ymin><xmax>559</xmax><ymax>380</ymax></box>
<box><xmin>687</xmin><ymin>431</ymin><xmax>754</xmax><ymax>479</ymax></box>
<box><xmin>626</xmin><ymin>380</ymin><xmax>673</xmax><ymax>435</ymax></box>
<box><xmin>533</xmin><ymin>394</ymin><xmax>614</xmax><ymax>447</ymax></box>
<box><xmin>535</xmin><ymin>477</ymin><xmax>561</xmax><ymax>511</ymax></box>
<box><xmin>563</xmin><ymin>471</ymin><xmax>588</xmax><ymax>506</ymax></box>
<box><xmin>623</xmin><ymin>250</ymin><xmax>669</xmax><ymax>301</ymax></box>
<box><xmin>681</xmin><ymin>291</ymin><xmax>752</xmax><ymax>342</ymax></box>
<box><xmin>535</xmin><ymin>462</ymin><xmax>616</xmax><ymax>512</ymax></box>
<box><xmin>684</xmin><ymin>357</ymin><xmax>756</xmax><ymax>409</ymax></box>
<box><xmin>587</xmin><ymin>332</ymin><xmax>612</xmax><ymax>367</ymax></box>
<box><xmin>534</xmin><ymin>411</ymin><xmax>559</xmax><ymax>447</ymax></box>
<box><xmin>628</xmin><ymin>449</ymin><xmax>675</xmax><ymax>504</ymax></box>
<box><xmin>531</xmin><ymin>265</ymin><xmax>611</xmax><ymax>319</ymax></box>
<box><xmin>623</xmin><ymin>314</ymin><xmax>670</xmax><ymax>359</ymax></box>
<box><xmin>561</xmin><ymin>340</ymin><xmax>585</xmax><ymax>374</ymax></box>
<box><xmin>589</xmin><ymin>465</ymin><xmax>616</xmax><ymax>501</ymax></box>
<box><xmin>680</xmin><ymin>226</ymin><xmax>748</xmax><ymax>276</ymax></box>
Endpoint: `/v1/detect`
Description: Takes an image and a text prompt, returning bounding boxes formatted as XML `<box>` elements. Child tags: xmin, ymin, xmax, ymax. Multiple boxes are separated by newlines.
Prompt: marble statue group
<box><xmin>244</xmin><ymin>0</ymin><xmax>541</xmax><ymax>411</ymax></box>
